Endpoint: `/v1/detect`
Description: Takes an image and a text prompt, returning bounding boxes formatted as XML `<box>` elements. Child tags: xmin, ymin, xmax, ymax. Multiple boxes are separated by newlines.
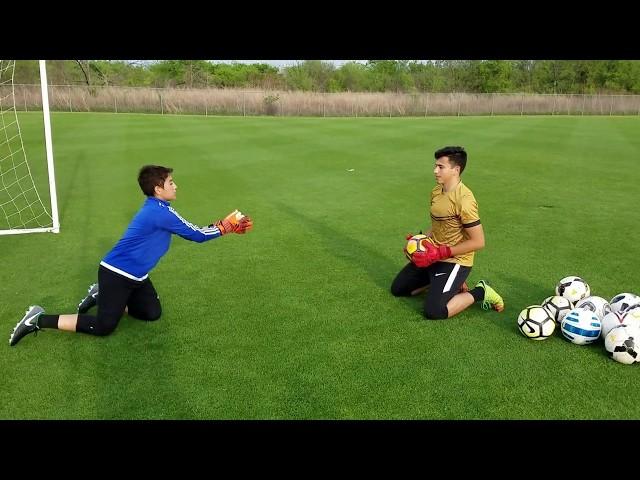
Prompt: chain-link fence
<box><xmin>6</xmin><ymin>84</ymin><xmax>640</xmax><ymax>117</ymax></box>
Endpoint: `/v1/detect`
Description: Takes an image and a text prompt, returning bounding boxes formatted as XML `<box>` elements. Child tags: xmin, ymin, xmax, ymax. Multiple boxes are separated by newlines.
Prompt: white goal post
<box><xmin>0</xmin><ymin>60</ymin><xmax>59</xmax><ymax>235</ymax></box>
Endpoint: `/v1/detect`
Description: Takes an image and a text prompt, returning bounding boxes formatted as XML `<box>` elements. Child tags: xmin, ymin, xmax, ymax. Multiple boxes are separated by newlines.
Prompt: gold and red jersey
<box><xmin>429</xmin><ymin>181</ymin><xmax>480</xmax><ymax>267</ymax></box>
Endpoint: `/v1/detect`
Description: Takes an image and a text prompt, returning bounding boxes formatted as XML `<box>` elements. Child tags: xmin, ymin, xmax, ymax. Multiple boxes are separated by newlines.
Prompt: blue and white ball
<box><xmin>561</xmin><ymin>307</ymin><xmax>601</xmax><ymax>345</ymax></box>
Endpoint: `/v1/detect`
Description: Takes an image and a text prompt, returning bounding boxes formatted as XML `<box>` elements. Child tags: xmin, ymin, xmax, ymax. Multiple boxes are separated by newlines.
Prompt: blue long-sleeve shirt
<box><xmin>101</xmin><ymin>197</ymin><xmax>221</xmax><ymax>281</ymax></box>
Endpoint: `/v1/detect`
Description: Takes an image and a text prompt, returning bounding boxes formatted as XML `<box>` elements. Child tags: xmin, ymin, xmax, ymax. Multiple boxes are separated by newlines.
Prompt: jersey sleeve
<box><xmin>460</xmin><ymin>192</ymin><xmax>481</xmax><ymax>228</ymax></box>
<box><xmin>159</xmin><ymin>205</ymin><xmax>223</xmax><ymax>243</ymax></box>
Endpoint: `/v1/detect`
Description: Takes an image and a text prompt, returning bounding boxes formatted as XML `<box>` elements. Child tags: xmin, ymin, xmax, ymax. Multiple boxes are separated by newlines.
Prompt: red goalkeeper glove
<box><xmin>411</xmin><ymin>239</ymin><xmax>452</xmax><ymax>268</ymax></box>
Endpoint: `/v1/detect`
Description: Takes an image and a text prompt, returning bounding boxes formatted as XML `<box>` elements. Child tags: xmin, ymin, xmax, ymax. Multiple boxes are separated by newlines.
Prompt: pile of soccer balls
<box><xmin>517</xmin><ymin>276</ymin><xmax>640</xmax><ymax>365</ymax></box>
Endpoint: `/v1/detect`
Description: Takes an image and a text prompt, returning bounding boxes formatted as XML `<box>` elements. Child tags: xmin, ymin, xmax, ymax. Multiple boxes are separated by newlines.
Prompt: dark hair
<box><xmin>138</xmin><ymin>165</ymin><xmax>173</xmax><ymax>196</ymax></box>
<box><xmin>434</xmin><ymin>146</ymin><xmax>467</xmax><ymax>174</ymax></box>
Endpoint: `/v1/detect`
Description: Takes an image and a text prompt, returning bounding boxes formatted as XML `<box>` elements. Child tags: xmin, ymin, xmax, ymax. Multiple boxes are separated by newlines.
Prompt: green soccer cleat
<box><xmin>476</xmin><ymin>280</ymin><xmax>504</xmax><ymax>312</ymax></box>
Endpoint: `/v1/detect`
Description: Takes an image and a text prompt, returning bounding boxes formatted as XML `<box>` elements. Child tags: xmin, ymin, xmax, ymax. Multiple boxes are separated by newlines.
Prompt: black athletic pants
<box><xmin>391</xmin><ymin>261</ymin><xmax>471</xmax><ymax>319</ymax></box>
<box><xmin>76</xmin><ymin>265</ymin><xmax>162</xmax><ymax>336</ymax></box>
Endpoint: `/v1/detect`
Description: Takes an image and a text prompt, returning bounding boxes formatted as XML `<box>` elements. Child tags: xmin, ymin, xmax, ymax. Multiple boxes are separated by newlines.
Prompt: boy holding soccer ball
<box><xmin>391</xmin><ymin>146</ymin><xmax>504</xmax><ymax>319</ymax></box>
<box><xmin>10</xmin><ymin>165</ymin><xmax>253</xmax><ymax>346</ymax></box>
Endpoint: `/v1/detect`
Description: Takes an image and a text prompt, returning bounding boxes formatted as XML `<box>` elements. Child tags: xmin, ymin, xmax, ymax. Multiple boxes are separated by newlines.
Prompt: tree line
<box><xmin>12</xmin><ymin>60</ymin><xmax>640</xmax><ymax>94</ymax></box>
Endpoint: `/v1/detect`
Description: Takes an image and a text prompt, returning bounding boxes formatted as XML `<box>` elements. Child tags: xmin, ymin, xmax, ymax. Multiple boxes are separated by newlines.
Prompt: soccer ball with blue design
<box><xmin>560</xmin><ymin>307</ymin><xmax>601</xmax><ymax>345</ymax></box>
<box><xmin>517</xmin><ymin>305</ymin><xmax>555</xmax><ymax>340</ymax></box>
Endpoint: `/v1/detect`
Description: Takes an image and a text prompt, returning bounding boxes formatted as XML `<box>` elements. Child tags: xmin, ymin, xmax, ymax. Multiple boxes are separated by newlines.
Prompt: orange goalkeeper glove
<box><xmin>236</xmin><ymin>215</ymin><xmax>253</xmax><ymax>234</ymax></box>
<box><xmin>210</xmin><ymin>210</ymin><xmax>252</xmax><ymax>235</ymax></box>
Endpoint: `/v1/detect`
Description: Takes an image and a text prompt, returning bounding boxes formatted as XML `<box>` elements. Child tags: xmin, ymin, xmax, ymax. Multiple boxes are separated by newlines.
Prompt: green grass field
<box><xmin>2</xmin><ymin>112</ymin><xmax>639</xmax><ymax>419</ymax></box>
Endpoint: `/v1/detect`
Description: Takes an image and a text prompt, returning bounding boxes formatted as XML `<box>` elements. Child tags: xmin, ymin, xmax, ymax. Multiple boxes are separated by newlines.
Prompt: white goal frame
<box><xmin>0</xmin><ymin>60</ymin><xmax>59</xmax><ymax>235</ymax></box>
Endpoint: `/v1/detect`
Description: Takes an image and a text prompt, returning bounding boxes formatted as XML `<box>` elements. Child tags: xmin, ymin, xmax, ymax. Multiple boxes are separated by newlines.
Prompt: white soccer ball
<box><xmin>623</xmin><ymin>307</ymin><xmax>640</xmax><ymax>330</ymax></box>
<box><xmin>610</xmin><ymin>293</ymin><xmax>640</xmax><ymax>314</ymax></box>
<box><xmin>541</xmin><ymin>295</ymin><xmax>573</xmax><ymax>323</ymax></box>
<box><xmin>605</xmin><ymin>325</ymin><xmax>640</xmax><ymax>365</ymax></box>
<box><xmin>600</xmin><ymin>311</ymin><xmax>627</xmax><ymax>340</ymax></box>
<box><xmin>605</xmin><ymin>322</ymin><xmax>640</xmax><ymax>351</ymax></box>
<box><xmin>517</xmin><ymin>305</ymin><xmax>555</xmax><ymax>340</ymax></box>
<box><xmin>561</xmin><ymin>307</ymin><xmax>601</xmax><ymax>345</ymax></box>
<box><xmin>555</xmin><ymin>276</ymin><xmax>590</xmax><ymax>304</ymax></box>
<box><xmin>574</xmin><ymin>295</ymin><xmax>611</xmax><ymax>321</ymax></box>
<box><xmin>626</xmin><ymin>304</ymin><xmax>640</xmax><ymax>316</ymax></box>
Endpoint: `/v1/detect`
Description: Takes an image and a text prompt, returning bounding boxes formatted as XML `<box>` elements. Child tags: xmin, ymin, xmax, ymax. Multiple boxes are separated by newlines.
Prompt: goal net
<box><xmin>0</xmin><ymin>60</ymin><xmax>59</xmax><ymax>235</ymax></box>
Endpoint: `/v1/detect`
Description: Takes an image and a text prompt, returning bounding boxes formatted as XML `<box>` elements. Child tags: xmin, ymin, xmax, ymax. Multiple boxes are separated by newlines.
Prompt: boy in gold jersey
<box><xmin>391</xmin><ymin>146</ymin><xmax>504</xmax><ymax>319</ymax></box>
